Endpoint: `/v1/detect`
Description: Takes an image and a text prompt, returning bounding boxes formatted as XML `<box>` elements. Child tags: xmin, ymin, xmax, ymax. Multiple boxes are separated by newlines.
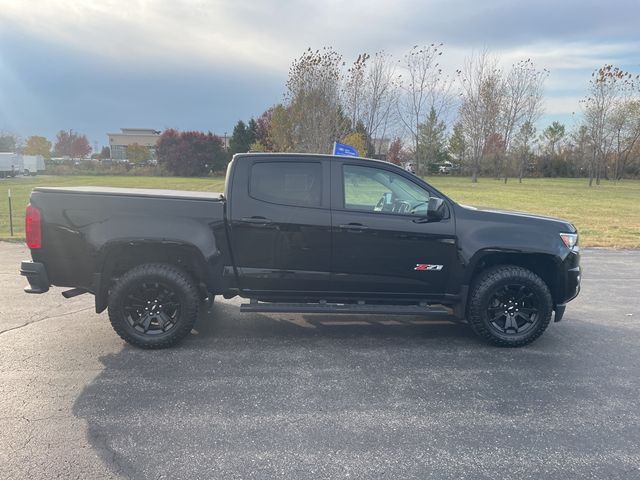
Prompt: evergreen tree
<box><xmin>229</xmin><ymin>120</ymin><xmax>256</xmax><ymax>155</ymax></box>
<box><xmin>416</xmin><ymin>107</ymin><xmax>448</xmax><ymax>174</ymax></box>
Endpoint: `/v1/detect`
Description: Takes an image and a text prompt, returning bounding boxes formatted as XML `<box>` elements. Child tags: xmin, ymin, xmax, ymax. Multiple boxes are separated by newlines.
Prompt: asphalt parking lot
<box><xmin>1</xmin><ymin>242</ymin><xmax>639</xmax><ymax>479</ymax></box>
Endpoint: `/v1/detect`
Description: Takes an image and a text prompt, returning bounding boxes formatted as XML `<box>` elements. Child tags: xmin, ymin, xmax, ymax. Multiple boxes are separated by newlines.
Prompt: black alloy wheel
<box><xmin>108</xmin><ymin>263</ymin><xmax>199</xmax><ymax>349</ymax></box>
<box><xmin>122</xmin><ymin>281</ymin><xmax>181</xmax><ymax>335</ymax></box>
<box><xmin>467</xmin><ymin>265</ymin><xmax>553</xmax><ymax>347</ymax></box>
<box><xmin>486</xmin><ymin>284</ymin><xmax>539</xmax><ymax>335</ymax></box>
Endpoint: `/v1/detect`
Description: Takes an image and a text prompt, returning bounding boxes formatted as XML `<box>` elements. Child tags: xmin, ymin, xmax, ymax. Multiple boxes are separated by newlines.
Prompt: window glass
<box><xmin>250</xmin><ymin>162</ymin><xmax>322</xmax><ymax>207</ymax></box>
<box><xmin>343</xmin><ymin>164</ymin><xmax>430</xmax><ymax>215</ymax></box>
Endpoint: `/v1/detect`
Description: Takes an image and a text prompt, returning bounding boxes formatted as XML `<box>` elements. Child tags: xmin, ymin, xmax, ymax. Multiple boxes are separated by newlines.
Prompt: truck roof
<box><xmin>33</xmin><ymin>186</ymin><xmax>223</xmax><ymax>201</ymax></box>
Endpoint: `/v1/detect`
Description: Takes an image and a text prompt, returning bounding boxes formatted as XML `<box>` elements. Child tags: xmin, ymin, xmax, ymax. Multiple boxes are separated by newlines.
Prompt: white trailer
<box><xmin>22</xmin><ymin>155</ymin><xmax>46</xmax><ymax>175</ymax></box>
<box><xmin>0</xmin><ymin>153</ymin><xmax>22</xmax><ymax>178</ymax></box>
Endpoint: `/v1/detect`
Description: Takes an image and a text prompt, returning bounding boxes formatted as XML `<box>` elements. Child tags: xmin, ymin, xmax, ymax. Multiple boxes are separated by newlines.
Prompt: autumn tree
<box><xmin>126</xmin><ymin>143</ymin><xmax>151</xmax><ymax>164</ymax></box>
<box><xmin>386</xmin><ymin>138</ymin><xmax>403</xmax><ymax>165</ymax></box>
<box><xmin>156</xmin><ymin>129</ymin><xmax>225</xmax><ymax>176</ymax></box>
<box><xmin>24</xmin><ymin>135</ymin><xmax>52</xmax><ymax>158</ymax></box>
<box><xmin>54</xmin><ymin>130</ymin><xmax>91</xmax><ymax>158</ymax></box>
<box><xmin>268</xmin><ymin>104</ymin><xmax>294</xmax><ymax>152</ymax></box>
<box><xmin>341</xmin><ymin>132</ymin><xmax>367</xmax><ymax>157</ymax></box>
<box><xmin>254</xmin><ymin>108</ymin><xmax>274</xmax><ymax>151</ymax></box>
<box><xmin>285</xmin><ymin>47</ymin><xmax>351</xmax><ymax>153</ymax></box>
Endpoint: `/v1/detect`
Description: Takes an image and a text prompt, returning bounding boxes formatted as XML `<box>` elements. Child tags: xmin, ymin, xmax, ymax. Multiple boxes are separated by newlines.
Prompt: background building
<box><xmin>107</xmin><ymin>128</ymin><xmax>161</xmax><ymax>161</ymax></box>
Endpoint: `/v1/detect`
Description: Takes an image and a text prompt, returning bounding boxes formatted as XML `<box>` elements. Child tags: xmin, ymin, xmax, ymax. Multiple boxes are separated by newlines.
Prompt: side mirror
<box><xmin>427</xmin><ymin>196</ymin><xmax>446</xmax><ymax>221</ymax></box>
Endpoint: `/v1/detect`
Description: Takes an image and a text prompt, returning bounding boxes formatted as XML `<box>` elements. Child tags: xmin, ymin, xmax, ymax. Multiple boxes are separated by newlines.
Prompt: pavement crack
<box><xmin>0</xmin><ymin>306</ymin><xmax>93</xmax><ymax>337</ymax></box>
<box><xmin>87</xmin><ymin>428</ymin><xmax>137</xmax><ymax>478</ymax></box>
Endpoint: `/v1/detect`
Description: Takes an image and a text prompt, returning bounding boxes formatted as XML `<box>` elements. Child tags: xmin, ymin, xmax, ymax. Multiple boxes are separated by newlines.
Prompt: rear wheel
<box><xmin>108</xmin><ymin>263</ymin><xmax>199</xmax><ymax>349</ymax></box>
<box><xmin>467</xmin><ymin>265</ymin><xmax>553</xmax><ymax>347</ymax></box>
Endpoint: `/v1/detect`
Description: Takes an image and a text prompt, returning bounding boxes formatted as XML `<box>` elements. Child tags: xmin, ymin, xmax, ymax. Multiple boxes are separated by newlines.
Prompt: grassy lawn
<box><xmin>1</xmin><ymin>175</ymin><xmax>639</xmax><ymax>248</ymax></box>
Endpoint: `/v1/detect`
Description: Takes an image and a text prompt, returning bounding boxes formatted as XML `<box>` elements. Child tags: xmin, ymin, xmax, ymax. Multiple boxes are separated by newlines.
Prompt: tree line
<box><xmin>2</xmin><ymin>45</ymin><xmax>638</xmax><ymax>183</ymax></box>
<box><xmin>0</xmin><ymin>130</ymin><xmax>93</xmax><ymax>159</ymax></box>
<box><xmin>238</xmin><ymin>46</ymin><xmax>640</xmax><ymax>184</ymax></box>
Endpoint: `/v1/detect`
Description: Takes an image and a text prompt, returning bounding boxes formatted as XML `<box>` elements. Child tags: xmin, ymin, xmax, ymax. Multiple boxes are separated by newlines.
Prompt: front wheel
<box><xmin>467</xmin><ymin>265</ymin><xmax>553</xmax><ymax>347</ymax></box>
<box><xmin>107</xmin><ymin>263</ymin><xmax>199</xmax><ymax>349</ymax></box>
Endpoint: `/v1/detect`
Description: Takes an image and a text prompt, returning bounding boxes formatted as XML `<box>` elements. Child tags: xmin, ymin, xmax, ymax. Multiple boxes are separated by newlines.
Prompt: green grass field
<box><xmin>1</xmin><ymin>175</ymin><xmax>639</xmax><ymax>248</ymax></box>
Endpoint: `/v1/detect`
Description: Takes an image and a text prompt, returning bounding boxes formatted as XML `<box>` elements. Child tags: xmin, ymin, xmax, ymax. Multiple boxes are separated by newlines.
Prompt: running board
<box><xmin>240</xmin><ymin>300</ymin><xmax>452</xmax><ymax>316</ymax></box>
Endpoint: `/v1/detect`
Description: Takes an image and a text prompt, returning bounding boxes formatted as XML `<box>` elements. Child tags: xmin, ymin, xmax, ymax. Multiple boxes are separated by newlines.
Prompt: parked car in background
<box><xmin>438</xmin><ymin>161</ymin><xmax>453</xmax><ymax>174</ymax></box>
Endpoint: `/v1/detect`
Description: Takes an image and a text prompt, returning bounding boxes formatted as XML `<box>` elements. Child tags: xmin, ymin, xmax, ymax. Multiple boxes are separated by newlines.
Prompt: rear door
<box><xmin>330</xmin><ymin>160</ymin><xmax>457</xmax><ymax>300</ymax></box>
<box><xmin>228</xmin><ymin>156</ymin><xmax>331</xmax><ymax>295</ymax></box>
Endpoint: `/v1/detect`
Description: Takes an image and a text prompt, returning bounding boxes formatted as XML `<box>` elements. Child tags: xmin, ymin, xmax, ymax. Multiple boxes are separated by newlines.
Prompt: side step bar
<box><xmin>240</xmin><ymin>300</ymin><xmax>452</xmax><ymax>316</ymax></box>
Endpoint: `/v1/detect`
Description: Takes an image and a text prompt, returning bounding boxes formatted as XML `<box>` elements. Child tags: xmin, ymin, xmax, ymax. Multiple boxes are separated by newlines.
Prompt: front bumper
<box><xmin>554</xmin><ymin>251</ymin><xmax>581</xmax><ymax>322</ymax></box>
<box><xmin>20</xmin><ymin>261</ymin><xmax>50</xmax><ymax>294</ymax></box>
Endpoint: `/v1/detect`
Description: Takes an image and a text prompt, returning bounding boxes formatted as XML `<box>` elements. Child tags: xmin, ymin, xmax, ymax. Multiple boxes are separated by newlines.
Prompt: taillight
<box><xmin>25</xmin><ymin>204</ymin><xmax>42</xmax><ymax>249</ymax></box>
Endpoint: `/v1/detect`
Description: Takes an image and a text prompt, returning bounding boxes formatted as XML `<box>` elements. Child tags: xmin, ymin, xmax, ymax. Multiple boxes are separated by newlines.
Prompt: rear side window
<box><xmin>249</xmin><ymin>162</ymin><xmax>323</xmax><ymax>207</ymax></box>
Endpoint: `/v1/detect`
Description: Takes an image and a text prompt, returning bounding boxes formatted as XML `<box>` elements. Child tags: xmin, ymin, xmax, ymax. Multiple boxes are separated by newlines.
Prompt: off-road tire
<box><xmin>467</xmin><ymin>265</ymin><xmax>553</xmax><ymax>347</ymax></box>
<box><xmin>108</xmin><ymin>263</ymin><xmax>199</xmax><ymax>349</ymax></box>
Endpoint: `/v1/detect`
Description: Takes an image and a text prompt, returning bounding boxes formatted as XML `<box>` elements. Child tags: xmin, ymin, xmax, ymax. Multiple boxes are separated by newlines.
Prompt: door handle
<box><xmin>240</xmin><ymin>216</ymin><xmax>273</xmax><ymax>225</ymax></box>
<box><xmin>339</xmin><ymin>223</ymin><xmax>369</xmax><ymax>232</ymax></box>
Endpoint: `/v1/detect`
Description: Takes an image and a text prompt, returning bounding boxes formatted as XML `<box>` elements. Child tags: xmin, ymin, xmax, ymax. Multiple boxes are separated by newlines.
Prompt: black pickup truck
<box><xmin>21</xmin><ymin>153</ymin><xmax>581</xmax><ymax>348</ymax></box>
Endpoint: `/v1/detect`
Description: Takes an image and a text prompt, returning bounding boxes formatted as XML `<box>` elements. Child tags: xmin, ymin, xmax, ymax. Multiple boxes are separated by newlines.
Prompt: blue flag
<box><xmin>333</xmin><ymin>142</ymin><xmax>359</xmax><ymax>157</ymax></box>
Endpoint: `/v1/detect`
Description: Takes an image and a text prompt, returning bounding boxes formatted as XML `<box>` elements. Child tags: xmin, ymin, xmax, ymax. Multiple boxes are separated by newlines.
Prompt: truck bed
<box><xmin>33</xmin><ymin>186</ymin><xmax>223</xmax><ymax>201</ymax></box>
<box><xmin>28</xmin><ymin>186</ymin><xmax>227</xmax><ymax>291</ymax></box>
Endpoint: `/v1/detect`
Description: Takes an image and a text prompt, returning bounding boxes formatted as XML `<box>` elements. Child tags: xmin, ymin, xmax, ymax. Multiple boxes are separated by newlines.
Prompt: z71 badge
<box><xmin>414</xmin><ymin>264</ymin><xmax>444</xmax><ymax>271</ymax></box>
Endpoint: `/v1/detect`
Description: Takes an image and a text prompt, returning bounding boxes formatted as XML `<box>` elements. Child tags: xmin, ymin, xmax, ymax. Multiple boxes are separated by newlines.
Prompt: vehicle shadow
<box><xmin>72</xmin><ymin>300</ymin><xmax>640</xmax><ymax>479</ymax></box>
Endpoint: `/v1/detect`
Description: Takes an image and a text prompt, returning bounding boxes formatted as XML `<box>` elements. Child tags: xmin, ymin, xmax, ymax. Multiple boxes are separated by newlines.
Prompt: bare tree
<box><xmin>582</xmin><ymin>65</ymin><xmax>639</xmax><ymax>186</ymax></box>
<box><xmin>513</xmin><ymin>121</ymin><xmax>536</xmax><ymax>182</ymax></box>
<box><xmin>344</xmin><ymin>53</ymin><xmax>370</xmax><ymax>131</ymax></box>
<box><xmin>398</xmin><ymin>44</ymin><xmax>453</xmax><ymax>176</ymax></box>
<box><xmin>457</xmin><ymin>51</ymin><xmax>503</xmax><ymax>182</ymax></box>
<box><xmin>501</xmin><ymin>59</ymin><xmax>547</xmax><ymax>183</ymax></box>
<box><xmin>569</xmin><ymin>125</ymin><xmax>592</xmax><ymax>176</ymax></box>
<box><xmin>361</xmin><ymin>51</ymin><xmax>401</xmax><ymax>155</ymax></box>
<box><xmin>610</xmin><ymin>99</ymin><xmax>640</xmax><ymax>180</ymax></box>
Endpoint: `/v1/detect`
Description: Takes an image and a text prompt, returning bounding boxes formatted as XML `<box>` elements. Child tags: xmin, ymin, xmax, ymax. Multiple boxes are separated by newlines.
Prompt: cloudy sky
<box><xmin>1</xmin><ymin>0</ymin><xmax>639</xmax><ymax>148</ymax></box>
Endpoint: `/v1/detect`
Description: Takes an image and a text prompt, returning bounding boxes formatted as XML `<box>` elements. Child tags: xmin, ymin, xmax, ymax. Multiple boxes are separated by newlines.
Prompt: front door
<box><xmin>228</xmin><ymin>156</ymin><xmax>331</xmax><ymax>295</ymax></box>
<box><xmin>330</xmin><ymin>162</ymin><xmax>456</xmax><ymax>300</ymax></box>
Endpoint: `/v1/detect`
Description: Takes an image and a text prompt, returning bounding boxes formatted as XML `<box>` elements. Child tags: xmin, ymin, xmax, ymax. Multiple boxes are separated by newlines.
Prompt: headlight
<box><xmin>560</xmin><ymin>233</ymin><xmax>578</xmax><ymax>249</ymax></box>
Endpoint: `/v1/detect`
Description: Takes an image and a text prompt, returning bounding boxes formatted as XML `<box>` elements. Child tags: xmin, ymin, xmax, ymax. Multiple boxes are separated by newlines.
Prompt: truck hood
<box><xmin>458</xmin><ymin>204</ymin><xmax>577</xmax><ymax>232</ymax></box>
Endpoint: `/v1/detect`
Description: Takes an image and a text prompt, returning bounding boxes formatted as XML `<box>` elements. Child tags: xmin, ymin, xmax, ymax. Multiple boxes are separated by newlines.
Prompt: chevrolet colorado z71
<box><xmin>20</xmin><ymin>153</ymin><xmax>581</xmax><ymax>348</ymax></box>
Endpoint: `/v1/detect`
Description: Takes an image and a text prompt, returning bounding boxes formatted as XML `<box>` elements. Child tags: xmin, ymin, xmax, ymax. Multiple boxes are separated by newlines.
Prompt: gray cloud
<box><xmin>1</xmin><ymin>0</ymin><xmax>638</xmax><ymax>144</ymax></box>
